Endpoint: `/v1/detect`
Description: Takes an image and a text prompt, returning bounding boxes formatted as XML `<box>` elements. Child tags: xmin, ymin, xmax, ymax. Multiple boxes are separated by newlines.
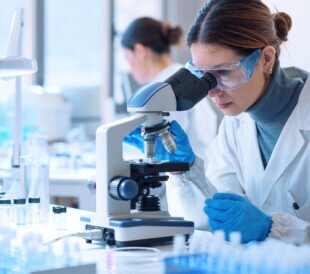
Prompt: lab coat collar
<box><xmin>296</xmin><ymin>74</ymin><xmax>310</xmax><ymax>130</ymax></box>
<box><xmin>237</xmin><ymin>68</ymin><xmax>310</xmax><ymax>206</ymax></box>
<box><xmin>282</xmin><ymin>66</ymin><xmax>310</xmax><ymax>130</ymax></box>
<box><xmin>262</xmin><ymin>76</ymin><xmax>310</xmax><ymax>206</ymax></box>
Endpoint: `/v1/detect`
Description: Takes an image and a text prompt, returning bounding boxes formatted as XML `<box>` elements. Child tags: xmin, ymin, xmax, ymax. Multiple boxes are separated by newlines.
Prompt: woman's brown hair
<box><xmin>187</xmin><ymin>0</ymin><xmax>292</xmax><ymax>59</ymax></box>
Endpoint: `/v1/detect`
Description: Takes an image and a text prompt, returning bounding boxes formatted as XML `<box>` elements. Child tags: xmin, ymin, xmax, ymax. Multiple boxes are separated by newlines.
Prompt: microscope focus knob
<box><xmin>109</xmin><ymin>177</ymin><xmax>139</xmax><ymax>201</ymax></box>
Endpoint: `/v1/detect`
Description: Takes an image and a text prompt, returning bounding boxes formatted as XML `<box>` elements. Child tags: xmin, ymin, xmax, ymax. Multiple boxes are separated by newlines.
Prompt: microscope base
<box><xmin>81</xmin><ymin>214</ymin><xmax>194</xmax><ymax>247</ymax></box>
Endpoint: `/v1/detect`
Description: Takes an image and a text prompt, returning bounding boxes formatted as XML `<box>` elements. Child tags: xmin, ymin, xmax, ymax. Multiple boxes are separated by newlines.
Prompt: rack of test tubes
<box><xmin>165</xmin><ymin>231</ymin><xmax>310</xmax><ymax>274</ymax></box>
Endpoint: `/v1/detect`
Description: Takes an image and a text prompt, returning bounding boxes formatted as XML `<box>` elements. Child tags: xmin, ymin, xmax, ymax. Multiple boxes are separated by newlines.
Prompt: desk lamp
<box><xmin>0</xmin><ymin>8</ymin><xmax>37</xmax><ymax>186</ymax></box>
<box><xmin>0</xmin><ymin>56</ymin><xmax>37</xmax><ymax>78</ymax></box>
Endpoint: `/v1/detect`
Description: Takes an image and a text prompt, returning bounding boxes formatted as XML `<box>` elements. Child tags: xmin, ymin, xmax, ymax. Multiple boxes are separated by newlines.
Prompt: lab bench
<box><xmin>0</xmin><ymin>167</ymin><xmax>96</xmax><ymax>211</ymax></box>
<box><xmin>0</xmin><ymin>206</ymin><xmax>192</xmax><ymax>273</ymax></box>
<box><xmin>1</xmin><ymin>206</ymin><xmax>309</xmax><ymax>274</ymax></box>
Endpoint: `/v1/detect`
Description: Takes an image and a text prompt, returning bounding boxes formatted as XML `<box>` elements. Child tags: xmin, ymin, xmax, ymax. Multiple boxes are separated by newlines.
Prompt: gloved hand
<box><xmin>123</xmin><ymin>120</ymin><xmax>195</xmax><ymax>164</ymax></box>
<box><xmin>204</xmin><ymin>193</ymin><xmax>272</xmax><ymax>243</ymax></box>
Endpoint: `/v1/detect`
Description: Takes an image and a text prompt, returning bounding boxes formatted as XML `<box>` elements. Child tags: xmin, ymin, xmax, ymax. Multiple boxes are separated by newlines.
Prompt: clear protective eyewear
<box><xmin>185</xmin><ymin>49</ymin><xmax>261</xmax><ymax>91</ymax></box>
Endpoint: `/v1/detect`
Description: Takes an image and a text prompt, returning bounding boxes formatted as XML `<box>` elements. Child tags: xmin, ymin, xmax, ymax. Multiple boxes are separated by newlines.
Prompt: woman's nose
<box><xmin>208</xmin><ymin>87</ymin><xmax>224</xmax><ymax>97</ymax></box>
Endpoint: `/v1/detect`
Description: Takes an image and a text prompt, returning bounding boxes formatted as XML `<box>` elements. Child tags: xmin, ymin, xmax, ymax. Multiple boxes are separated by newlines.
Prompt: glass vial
<box><xmin>28</xmin><ymin>197</ymin><xmax>41</xmax><ymax>224</ymax></box>
<box><xmin>52</xmin><ymin>206</ymin><xmax>67</xmax><ymax>230</ymax></box>
<box><xmin>21</xmin><ymin>134</ymin><xmax>50</xmax><ymax>223</ymax></box>
<box><xmin>13</xmin><ymin>198</ymin><xmax>26</xmax><ymax>225</ymax></box>
<box><xmin>0</xmin><ymin>199</ymin><xmax>11</xmax><ymax>224</ymax></box>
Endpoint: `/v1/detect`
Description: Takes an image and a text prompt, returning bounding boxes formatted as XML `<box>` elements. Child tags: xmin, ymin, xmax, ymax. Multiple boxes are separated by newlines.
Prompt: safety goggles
<box><xmin>185</xmin><ymin>49</ymin><xmax>261</xmax><ymax>91</ymax></box>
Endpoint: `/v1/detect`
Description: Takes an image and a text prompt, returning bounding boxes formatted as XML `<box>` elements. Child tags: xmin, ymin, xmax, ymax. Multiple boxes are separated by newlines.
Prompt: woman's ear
<box><xmin>133</xmin><ymin>43</ymin><xmax>147</xmax><ymax>60</ymax></box>
<box><xmin>261</xmin><ymin>46</ymin><xmax>276</xmax><ymax>74</ymax></box>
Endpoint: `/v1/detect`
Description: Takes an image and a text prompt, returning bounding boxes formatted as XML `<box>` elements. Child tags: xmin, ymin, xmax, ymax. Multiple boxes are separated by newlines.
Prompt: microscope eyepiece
<box><xmin>164</xmin><ymin>68</ymin><xmax>217</xmax><ymax>111</ymax></box>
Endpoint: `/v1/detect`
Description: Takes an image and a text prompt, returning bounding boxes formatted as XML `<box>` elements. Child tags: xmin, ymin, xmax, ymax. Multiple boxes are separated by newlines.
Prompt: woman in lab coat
<box><xmin>125</xmin><ymin>1</ymin><xmax>310</xmax><ymax>244</ymax></box>
<box><xmin>121</xmin><ymin>17</ymin><xmax>223</xmax><ymax>209</ymax></box>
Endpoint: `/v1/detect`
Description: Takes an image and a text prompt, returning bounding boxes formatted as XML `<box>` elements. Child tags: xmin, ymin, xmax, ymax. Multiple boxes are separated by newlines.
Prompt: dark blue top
<box><xmin>246</xmin><ymin>64</ymin><xmax>308</xmax><ymax>167</ymax></box>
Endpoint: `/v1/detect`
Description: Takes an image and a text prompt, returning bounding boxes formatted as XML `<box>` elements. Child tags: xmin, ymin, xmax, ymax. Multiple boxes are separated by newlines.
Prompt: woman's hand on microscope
<box><xmin>123</xmin><ymin>120</ymin><xmax>195</xmax><ymax>164</ymax></box>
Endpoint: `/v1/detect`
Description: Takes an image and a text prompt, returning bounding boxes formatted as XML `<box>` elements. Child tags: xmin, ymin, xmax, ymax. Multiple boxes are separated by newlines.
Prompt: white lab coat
<box><xmin>150</xmin><ymin>63</ymin><xmax>223</xmax><ymax>210</ymax></box>
<box><xmin>167</xmin><ymin>70</ymin><xmax>310</xmax><ymax>244</ymax></box>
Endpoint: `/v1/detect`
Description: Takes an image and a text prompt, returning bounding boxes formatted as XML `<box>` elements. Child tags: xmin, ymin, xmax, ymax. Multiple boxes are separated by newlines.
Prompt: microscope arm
<box><xmin>96</xmin><ymin>114</ymin><xmax>147</xmax><ymax>216</ymax></box>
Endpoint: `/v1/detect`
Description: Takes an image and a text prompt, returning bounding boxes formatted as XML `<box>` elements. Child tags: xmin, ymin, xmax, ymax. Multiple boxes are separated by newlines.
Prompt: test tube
<box><xmin>0</xmin><ymin>199</ymin><xmax>11</xmax><ymax>224</ymax></box>
<box><xmin>13</xmin><ymin>198</ymin><xmax>26</xmax><ymax>225</ymax></box>
<box><xmin>28</xmin><ymin>197</ymin><xmax>41</xmax><ymax>224</ymax></box>
<box><xmin>52</xmin><ymin>206</ymin><xmax>67</xmax><ymax>230</ymax></box>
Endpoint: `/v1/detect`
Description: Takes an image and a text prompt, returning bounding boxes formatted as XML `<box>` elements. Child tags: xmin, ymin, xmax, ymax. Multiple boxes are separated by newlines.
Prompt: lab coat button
<box><xmin>292</xmin><ymin>202</ymin><xmax>299</xmax><ymax>210</ymax></box>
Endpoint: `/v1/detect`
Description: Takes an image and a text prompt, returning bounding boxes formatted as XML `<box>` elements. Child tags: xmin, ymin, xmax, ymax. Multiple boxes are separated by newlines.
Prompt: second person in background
<box><xmin>121</xmin><ymin>17</ymin><xmax>223</xmax><ymax>209</ymax></box>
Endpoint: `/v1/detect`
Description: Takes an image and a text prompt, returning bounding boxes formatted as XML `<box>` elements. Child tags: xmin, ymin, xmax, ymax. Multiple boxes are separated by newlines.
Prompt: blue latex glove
<box><xmin>123</xmin><ymin>120</ymin><xmax>195</xmax><ymax>164</ymax></box>
<box><xmin>204</xmin><ymin>193</ymin><xmax>272</xmax><ymax>243</ymax></box>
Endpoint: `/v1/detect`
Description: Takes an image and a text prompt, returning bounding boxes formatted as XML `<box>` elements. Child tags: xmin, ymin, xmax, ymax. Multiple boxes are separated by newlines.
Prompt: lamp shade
<box><xmin>0</xmin><ymin>56</ymin><xmax>37</xmax><ymax>77</ymax></box>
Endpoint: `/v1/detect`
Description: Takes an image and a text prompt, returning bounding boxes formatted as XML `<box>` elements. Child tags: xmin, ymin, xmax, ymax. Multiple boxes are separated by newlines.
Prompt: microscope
<box><xmin>80</xmin><ymin>68</ymin><xmax>217</xmax><ymax>247</ymax></box>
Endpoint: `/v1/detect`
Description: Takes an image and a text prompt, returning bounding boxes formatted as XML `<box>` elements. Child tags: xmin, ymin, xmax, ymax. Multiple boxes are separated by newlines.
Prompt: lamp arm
<box><xmin>8</xmin><ymin>8</ymin><xmax>24</xmax><ymax>170</ymax></box>
<box><xmin>6</xmin><ymin>8</ymin><xmax>23</xmax><ymax>57</ymax></box>
<box><xmin>11</xmin><ymin>77</ymin><xmax>21</xmax><ymax>168</ymax></box>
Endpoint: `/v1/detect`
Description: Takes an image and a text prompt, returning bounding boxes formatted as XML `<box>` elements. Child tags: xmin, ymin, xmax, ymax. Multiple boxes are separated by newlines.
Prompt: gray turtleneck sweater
<box><xmin>246</xmin><ymin>64</ymin><xmax>308</xmax><ymax>167</ymax></box>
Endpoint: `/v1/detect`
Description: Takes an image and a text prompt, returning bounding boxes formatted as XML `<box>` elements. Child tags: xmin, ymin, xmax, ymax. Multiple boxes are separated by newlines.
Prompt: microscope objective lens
<box><xmin>159</xmin><ymin>130</ymin><xmax>176</xmax><ymax>153</ymax></box>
